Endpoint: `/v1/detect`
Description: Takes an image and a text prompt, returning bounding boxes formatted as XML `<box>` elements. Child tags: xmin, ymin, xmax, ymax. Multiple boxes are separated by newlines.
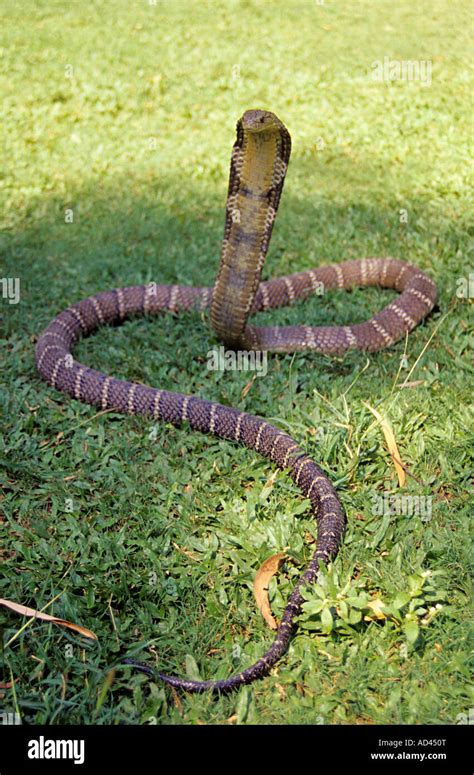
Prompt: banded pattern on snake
<box><xmin>36</xmin><ymin>110</ymin><xmax>437</xmax><ymax>692</ymax></box>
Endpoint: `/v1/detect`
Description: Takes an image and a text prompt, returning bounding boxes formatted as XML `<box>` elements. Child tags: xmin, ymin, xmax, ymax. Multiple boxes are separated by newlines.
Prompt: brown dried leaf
<box><xmin>364</xmin><ymin>598</ymin><xmax>388</xmax><ymax>621</ymax></box>
<box><xmin>170</xmin><ymin>686</ymin><xmax>183</xmax><ymax>716</ymax></box>
<box><xmin>253</xmin><ymin>553</ymin><xmax>287</xmax><ymax>630</ymax></box>
<box><xmin>364</xmin><ymin>403</ymin><xmax>406</xmax><ymax>487</ymax></box>
<box><xmin>275</xmin><ymin>682</ymin><xmax>287</xmax><ymax>700</ymax></box>
<box><xmin>241</xmin><ymin>374</ymin><xmax>257</xmax><ymax>399</ymax></box>
<box><xmin>0</xmin><ymin>598</ymin><xmax>98</xmax><ymax>640</ymax></box>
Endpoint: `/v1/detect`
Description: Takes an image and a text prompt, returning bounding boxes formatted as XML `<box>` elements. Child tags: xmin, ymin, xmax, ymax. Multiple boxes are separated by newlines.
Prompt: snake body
<box><xmin>36</xmin><ymin>110</ymin><xmax>437</xmax><ymax>693</ymax></box>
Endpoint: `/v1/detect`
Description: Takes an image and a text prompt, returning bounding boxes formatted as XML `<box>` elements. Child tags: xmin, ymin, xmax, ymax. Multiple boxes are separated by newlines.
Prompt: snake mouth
<box><xmin>241</xmin><ymin>109</ymin><xmax>282</xmax><ymax>133</ymax></box>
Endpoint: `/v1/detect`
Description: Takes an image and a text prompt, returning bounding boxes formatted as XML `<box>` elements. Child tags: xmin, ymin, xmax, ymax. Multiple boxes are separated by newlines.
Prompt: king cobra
<box><xmin>36</xmin><ymin>110</ymin><xmax>437</xmax><ymax>692</ymax></box>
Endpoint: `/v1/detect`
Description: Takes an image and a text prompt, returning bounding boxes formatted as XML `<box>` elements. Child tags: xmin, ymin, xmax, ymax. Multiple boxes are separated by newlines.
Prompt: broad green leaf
<box><xmin>185</xmin><ymin>654</ymin><xmax>201</xmax><ymax>681</ymax></box>
<box><xmin>392</xmin><ymin>592</ymin><xmax>412</xmax><ymax>610</ymax></box>
<box><xmin>403</xmin><ymin>620</ymin><xmax>419</xmax><ymax>644</ymax></box>
<box><xmin>321</xmin><ymin>606</ymin><xmax>333</xmax><ymax>633</ymax></box>
<box><xmin>236</xmin><ymin>686</ymin><xmax>251</xmax><ymax>724</ymax></box>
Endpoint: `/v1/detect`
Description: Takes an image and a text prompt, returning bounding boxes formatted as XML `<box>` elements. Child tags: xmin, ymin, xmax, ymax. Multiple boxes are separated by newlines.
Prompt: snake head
<box><xmin>240</xmin><ymin>109</ymin><xmax>283</xmax><ymax>133</ymax></box>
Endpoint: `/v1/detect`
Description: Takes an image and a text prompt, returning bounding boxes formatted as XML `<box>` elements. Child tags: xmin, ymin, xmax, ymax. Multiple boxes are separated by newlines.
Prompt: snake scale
<box><xmin>36</xmin><ymin>110</ymin><xmax>437</xmax><ymax>693</ymax></box>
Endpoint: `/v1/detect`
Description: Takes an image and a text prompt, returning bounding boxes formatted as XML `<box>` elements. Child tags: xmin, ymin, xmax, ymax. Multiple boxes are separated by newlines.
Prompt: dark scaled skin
<box><xmin>35</xmin><ymin>110</ymin><xmax>437</xmax><ymax>693</ymax></box>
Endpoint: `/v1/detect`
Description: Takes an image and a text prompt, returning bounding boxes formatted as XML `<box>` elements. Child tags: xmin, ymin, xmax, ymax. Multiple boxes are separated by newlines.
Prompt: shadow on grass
<box><xmin>1</xmin><ymin>161</ymin><xmax>470</xmax><ymax>725</ymax></box>
<box><xmin>1</xmin><ymin>163</ymin><xmax>464</xmax><ymax>337</ymax></box>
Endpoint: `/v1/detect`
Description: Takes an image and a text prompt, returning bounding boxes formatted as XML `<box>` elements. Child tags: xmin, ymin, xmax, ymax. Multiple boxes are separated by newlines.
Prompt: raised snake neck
<box><xmin>36</xmin><ymin>110</ymin><xmax>437</xmax><ymax>693</ymax></box>
<box><xmin>210</xmin><ymin>110</ymin><xmax>291</xmax><ymax>348</ymax></box>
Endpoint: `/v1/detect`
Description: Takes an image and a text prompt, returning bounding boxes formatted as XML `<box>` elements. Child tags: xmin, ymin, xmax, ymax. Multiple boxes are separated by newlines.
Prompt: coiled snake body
<box><xmin>36</xmin><ymin>110</ymin><xmax>437</xmax><ymax>692</ymax></box>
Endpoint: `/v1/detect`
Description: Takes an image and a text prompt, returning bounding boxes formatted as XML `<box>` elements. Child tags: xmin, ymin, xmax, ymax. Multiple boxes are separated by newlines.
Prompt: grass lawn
<box><xmin>1</xmin><ymin>0</ymin><xmax>472</xmax><ymax>725</ymax></box>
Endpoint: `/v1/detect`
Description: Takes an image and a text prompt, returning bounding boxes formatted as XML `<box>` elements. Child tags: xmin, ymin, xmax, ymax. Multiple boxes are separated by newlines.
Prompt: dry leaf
<box><xmin>171</xmin><ymin>686</ymin><xmax>183</xmax><ymax>715</ymax></box>
<box><xmin>397</xmin><ymin>380</ymin><xmax>425</xmax><ymax>389</ymax></box>
<box><xmin>365</xmin><ymin>598</ymin><xmax>387</xmax><ymax>620</ymax></box>
<box><xmin>364</xmin><ymin>403</ymin><xmax>406</xmax><ymax>487</ymax></box>
<box><xmin>172</xmin><ymin>542</ymin><xmax>198</xmax><ymax>560</ymax></box>
<box><xmin>0</xmin><ymin>598</ymin><xmax>97</xmax><ymax>640</ymax></box>
<box><xmin>253</xmin><ymin>553</ymin><xmax>287</xmax><ymax>629</ymax></box>
<box><xmin>241</xmin><ymin>374</ymin><xmax>257</xmax><ymax>399</ymax></box>
<box><xmin>275</xmin><ymin>682</ymin><xmax>287</xmax><ymax>700</ymax></box>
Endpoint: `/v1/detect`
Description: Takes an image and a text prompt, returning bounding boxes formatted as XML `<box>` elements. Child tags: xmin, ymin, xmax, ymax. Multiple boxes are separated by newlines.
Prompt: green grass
<box><xmin>1</xmin><ymin>0</ymin><xmax>472</xmax><ymax>725</ymax></box>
